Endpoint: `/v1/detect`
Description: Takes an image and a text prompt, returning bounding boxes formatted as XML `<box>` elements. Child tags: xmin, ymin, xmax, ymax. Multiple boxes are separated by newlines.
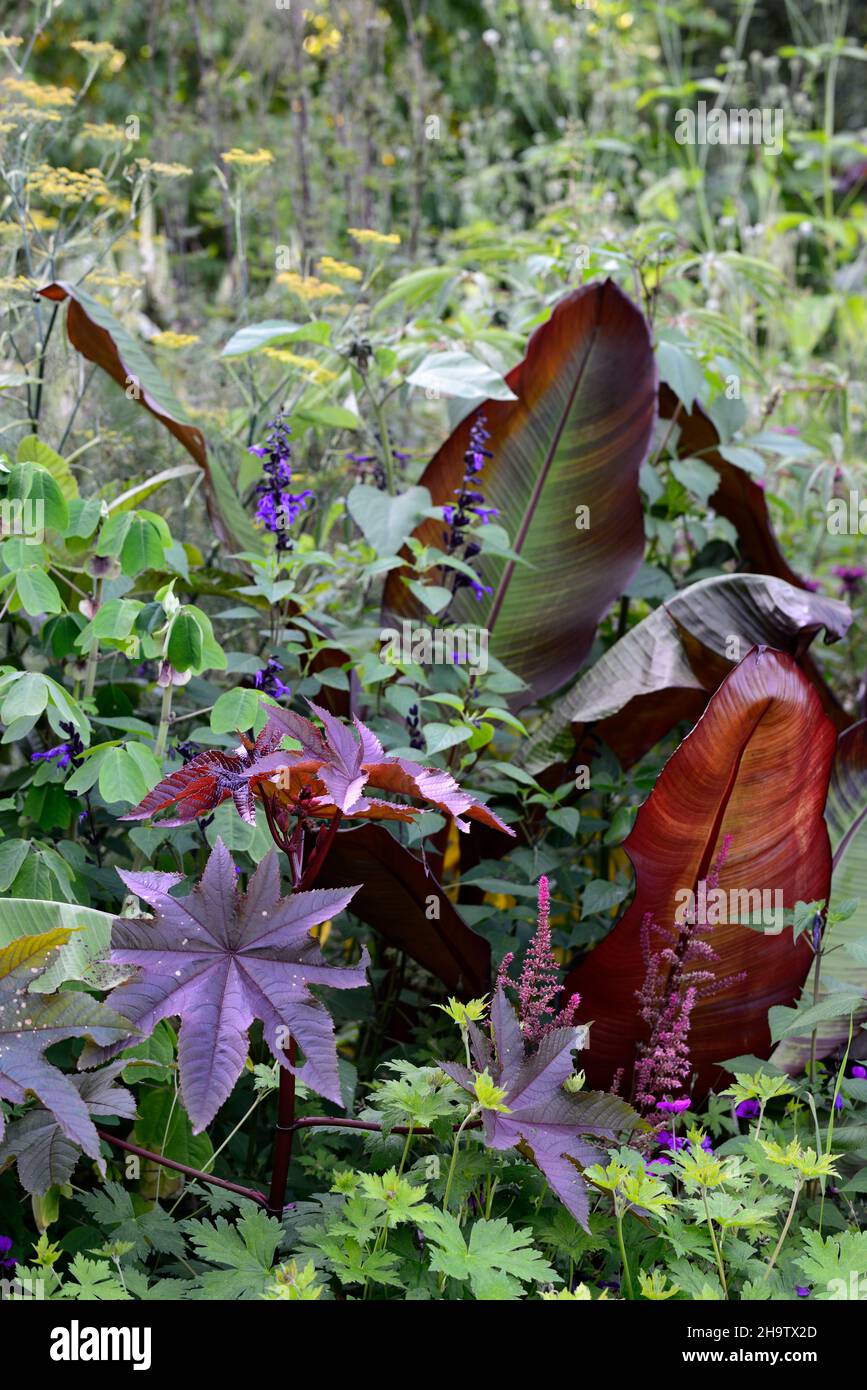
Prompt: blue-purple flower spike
<box><xmin>250</xmin><ymin>416</ymin><xmax>314</xmax><ymax>552</ymax></box>
<box><xmin>441</xmin><ymin>414</ymin><xmax>498</xmax><ymax>612</ymax></box>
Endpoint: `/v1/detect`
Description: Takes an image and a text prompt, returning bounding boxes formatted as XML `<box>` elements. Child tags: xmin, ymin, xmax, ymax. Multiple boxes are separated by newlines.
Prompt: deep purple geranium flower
<box><xmin>796</xmin><ymin>1286</ymin><xmax>810</xmax><ymax>1298</ymax></box>
<box><xmin>657</xmin><ymin>1097</ymin><xmax>690</xmax><ymax>1114</ymax></box>
<box><xmin>831</xmin><ymin>565</ymin><xmax>866</xmax><ymax>599</ymax></box>
<box><xmin>659</xmin><ymin>1129</ymin><xmax>712</xmax><ymax>1154</ymax></box>
<box><xmin>852</xmin><ymin>1065</ymin><xmax>867</xmax><ymax>1079</ymax></box>
<box><xmin>0</xmin><ymin>1235</ymin><xmax>15</xmax><ymax>1271</ymax></box>
<box><xmin>735</xmin><ymin>1098</ymin><xmax>761</xmax><ymax>1118</ymax></box>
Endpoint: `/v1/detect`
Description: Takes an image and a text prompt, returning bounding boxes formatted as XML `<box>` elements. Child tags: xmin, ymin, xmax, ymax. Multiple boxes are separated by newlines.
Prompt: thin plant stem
<box><xmin>153</xmin><ymin>682</ymin><xmax>174</xmax><ymax>761</ymax></box>
<box><xmin>442</xmin><ymin>1107</ymin><xmax>478</xmax><ymax>1212</ymax></box>
<box><xmin>96</xmin><ymin>1129</ymin><xmax>269</xmax><ymax>1207</ymax></box>
<box><xmin>702</xmin><ymin>1189</ymin><xmax>728</xmax><ymax>1298</ymax></box>
<box><xmin>764</xmin><ymin>1178</ymin><xmax>803</xmax><ymax>1278</ymax></box>
<box><xmin>615</xmin><ymin>1204</ymin><xmax>634</xmax><ymax>1300</ymax></box>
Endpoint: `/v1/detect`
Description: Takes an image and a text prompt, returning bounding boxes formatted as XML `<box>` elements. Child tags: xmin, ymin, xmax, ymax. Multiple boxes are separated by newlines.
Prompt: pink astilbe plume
<box><xmin>633</xmin><ymin>833</ymin><xmax>745</xmax><ymax>1114</ymax></box>
<box><xmin>497</xmin><ymin>876</ymin><xmax>581</xmax><ymax>1045</ymax></box>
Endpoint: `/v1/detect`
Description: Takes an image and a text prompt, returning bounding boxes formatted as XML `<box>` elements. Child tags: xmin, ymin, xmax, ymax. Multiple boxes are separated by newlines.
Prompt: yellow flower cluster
<box><xmin>381</xmin><ymin>151</ymin><xmax>396</xmax><ymax>167</ymax></box>
<box><xmin>150</xmin><ymin>331</ymin><xmax>200</xmax><ymax>349</ymax></box>
<box><xmin>137</xmin><ymin>158</ymin><xmax>193</xmax><ymax>178</ymax></box>
<box><xmin>303</xmin><ymin>26</ymin><xmax>341</xmax><ymax>56</ymax></box>
<box><xmin>27</xmin><ymin>164</ymin><xmax>110</xmax><ymax>204</ymax></box>
<box><xmin>220</xmin><ymin>147</ymin><xmax>274</xmax><ymax>168</ymax></box>
<box><xmin>0</xmin><ymin>35</ymin><xmax>24</xmax><ymax>49</ymax></box>
<box><xmin>0</xmin><ymin>221</ymin><xmax>19</xmax><ymax>237</ymax></box>
<box><xmin>262</xmin><ymin>347</ymin><xmax>337</xmax><ymax>383</ymax></box>
<box><xmin>303</xmin><ymin>12</ymin><xmax>341</xmax><ymax>55</ymax></box>
<box><xmin>28</xmin><ymin>210</ymin><xmax>58</xmax><ymax>232</ymax></box>
<box><xmin>0</xmin><ymin>105</ymin><xmax>62</xmax><ymax>126</ymax></box>
<box><xmin>0</xmin><ymin>275</ymin><xmax>36</xmax><ymax>294</ymax></box>
<box><xmin>86</xmin><ymin>270</ymin><xmax>143</xmax><ymax>290</ymax></box>
<box><xmin>82</xmin><ymin>121</ymin><xmax>129</xmax><ymax>144</ymax></box>
<box><xmin>276</xmin><ymin>270</ymin><xmax>341</xmax><ymax>300</ymax></box>
<box><xmin>70</xmin><ymin>39</ymin><xmax>126</xmax><ymax>71</ymax></box>
<box><xmin>95</xmin><ymin>191</ymin><xmax>130</xmax><ymax>215</ymax></box>
<box><xmin>348</xmin><ymin>227</ymin><xmax>400</xmax><ymax>247</ymax></box>
<box><xmin>317</xmin><ymin>255</ymin><xmax>362</xmax><ymax>282</ymax></box>
<box><xmin>1</xmin><ymin>76</ymin><xmax>75</xmax><ymax>108</ymax></box>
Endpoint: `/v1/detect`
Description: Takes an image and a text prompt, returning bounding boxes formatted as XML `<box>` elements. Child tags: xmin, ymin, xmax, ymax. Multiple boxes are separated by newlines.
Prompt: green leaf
<box><xmin>424</xmin><ymin>722</ymin><xmax>475</xmax><ymax>756</ymax></box>
<box><xmin>167</xmin><ymin>611</ymin><xmax>203</xmax><ymax>672</ymax></box>
<box><xmin>211</xmin><ymin>687</ymin><xmax>261</xmax><ymax>734</ymax></box>
<box><xmin>7</xmin><ymin>463</ymin><xmax>68</xmax><ymax>532</ymax></box>
<box><xmin>221</xmin><ymin>319</ymin><xmax>331</xmax><ymax>356</ymax></box>
<box><xmin>120</xmin><ymin>514</ymin><xmax>167</xmax><ymax>577</ymax></box>
<box><xmin>795</xmin><ymin>1229</ymin><xmax>867</xmax><ymax>1297</ymax></box>
<box><xmin>98</xmin><ymin>746</ymin><xmax>150</xmax><ymax>806</ymax></box>
<box><xmin>0</xmin><ymin>839</ymin><xmax>32</xmax><ymax>891</ymax></box>
<box><xmin>769</xmin><ymin>991</ymin><xmax>864</xmax><ymax>1043</ymax></box>
<box><xmin>293</xmin><ymin>402</ymin><xmax>360</xmax><ymax>431</ymax></box>
<box><xmin>656</xmin><ymin>340</ymin><xmax>705</xmax><ymax>413</ymax></box>
<box><xmin>347</xmin><ymin>484</ymin><xmax>431</xmax><ymax>556</ymax></box>
<box><xmin>422</xmin><ymin>1211</ymin><xmax>558</xmax><ymax>1299</ymax></box>
<box><xmin>0</xmin><ymin>899</ymin><xmax>119</xmax><ymax>993</ymax></box>
<box><xmin>406</xmin><ymin>350</ymin><xmax>518</xmax><ymax>402</ymax></box>
<box><xmin>64</xmin><ymin>498</ymin><xmax>104</xmax><ymax>539</ymax></box>
<box><xmin>185</xmin><ymin>1209</ymin><xmax>283</xmax><ymax>1300</ymax></box>
<box><xmin>371</xmin><ymin>265</ymin><xmax>456</xmax><ymax>318</ymax></box>
<box><xmin>77</xmin><ymin>1182</ymin><xmax>186</xmax><ymax>1263</ymax></box>
<box><xmin>1</xmin><ymin>672</ymin><xmax>48</xmax><ymax>723</ymax></box>
<box><xmin>671</xmin><ymin>455</ymin><xmax>721</xmax><ymax>504</ymax></box>
<box><xmin>15</xmin><ymin>567</ymin><xmax>63</xmax><ymax>616</ymax></box>
<box><xmin>16</xmin><ymin>436</ymin><xmax>79</xmax><ymax>502</ymax></box>
<box><xmin>56</xmin><ymin>1254</ymin><xmax>130</xmax><ymax>1301</ymax></box>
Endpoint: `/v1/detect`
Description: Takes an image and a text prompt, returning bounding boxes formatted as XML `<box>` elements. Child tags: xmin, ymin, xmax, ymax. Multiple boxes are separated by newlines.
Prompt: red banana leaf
<box><xmin>565</xmin><ymin>648</ymin><xmax>836</xmax><ymax>1098</ymax></box>
<box><xmin>659</xmin><ymin>383</ymin><xmax>806</xmax><ymax>589</ymax></box>
<box><xmin>382</xmin><ymin>280</ymin><xmax>657</xmax><ymax>702</ymax></box>
<box><xmin>313</xmin><ymin>823</ymin><xmax>490</xmax><ymax>997</ymax></box>
<box><xmin>518</xmin><ymin>572</ymin><xmax>851</xmax><ymax>776</ymax></box>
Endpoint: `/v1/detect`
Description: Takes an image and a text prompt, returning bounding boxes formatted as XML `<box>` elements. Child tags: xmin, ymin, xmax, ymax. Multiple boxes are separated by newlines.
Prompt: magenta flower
<box><xmin>496</xmin><ymin>876</ymin><xmax>580</xmax><ymax>1044</ymax></box>
<box><xmin>633</xmin><ymin>834</ymin><xmax>742</xmax><ymax>1113</ymax></box>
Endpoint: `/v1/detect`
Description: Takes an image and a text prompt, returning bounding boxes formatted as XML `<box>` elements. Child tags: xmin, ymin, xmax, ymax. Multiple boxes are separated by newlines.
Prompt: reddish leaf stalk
<box><xmin>266</xmin><ymin>810</ymin><xmax>343</xmax><ymax>1217</ymax></box>
<box><xmin>96</xmin><ymin>1129</ymin><xmax>269</xmax><ymax>1207</ymax></box>
<box><xmin>266</xmin><ymin>1037</ymin><xmax>297</xmax><ymax>1217</ymax></box>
